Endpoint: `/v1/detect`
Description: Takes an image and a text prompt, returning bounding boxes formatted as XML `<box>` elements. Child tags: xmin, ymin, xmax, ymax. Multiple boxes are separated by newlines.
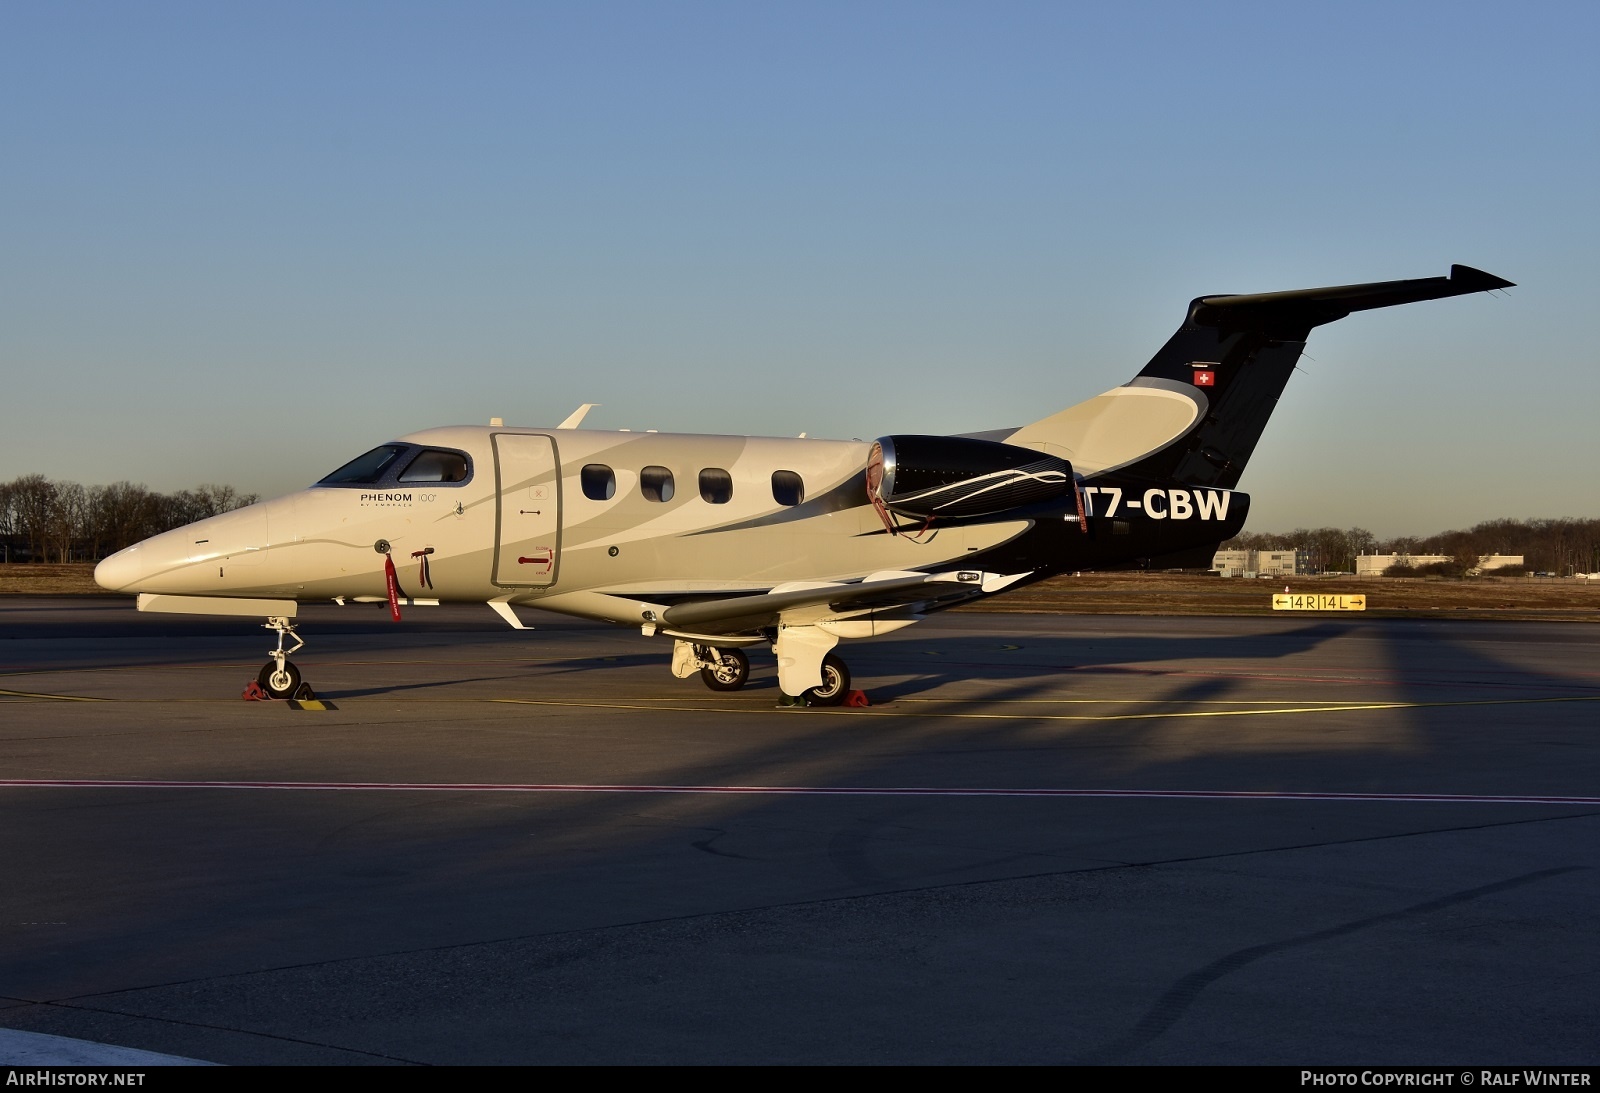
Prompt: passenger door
<box><xmin>492</xmin><ymin>433</ymin><xmax>561</xmax><ymax>588</ymax></box>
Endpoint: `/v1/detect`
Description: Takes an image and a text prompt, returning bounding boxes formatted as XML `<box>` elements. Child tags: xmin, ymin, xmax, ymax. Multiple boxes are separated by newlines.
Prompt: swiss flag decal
<box><xmin>1193</xmin><ymin>370</ymin><xmax>1215</xmax><ymax>386</ymax></box>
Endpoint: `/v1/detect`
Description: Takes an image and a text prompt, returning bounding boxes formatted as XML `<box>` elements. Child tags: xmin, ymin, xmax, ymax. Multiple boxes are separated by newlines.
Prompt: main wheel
<box><xmin>699</xmin><ymin>647</ymin><xmax>750</xmax><ymax>691</ymax></box>
<box><xmin>257</xmin><ymin>659</ymin><xmax>303</xmax><ymax>700</ymax></box>
<box><xmin>804</xmin><ymin>653</ymin><xmax>850</xmax><ymax>706</ymax></box>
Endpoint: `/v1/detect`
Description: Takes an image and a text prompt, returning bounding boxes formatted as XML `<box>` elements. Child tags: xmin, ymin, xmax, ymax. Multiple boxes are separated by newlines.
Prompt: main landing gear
<box><xmin>801</xmin><ymin>653</ymin><xmax>851</xmax><ymax>707</ymax></box>
<box><xmin>702</xmin><ymin>648</ymin><xmax>851</xmax><ymax>706</ymax></box>
<box><xmin>255</xmin><ymin>616</ymin><xmax>313</xmax><ymax>700</ymax></box>
<box><xmin>698</xmin><ymin>646</ymin><xmax>751</xmax><ymax>691</ymax></box>
<box><xmin>673</xmin><ymin>639</ymin><xmax>858</xmax><ymax>707</ymax></box>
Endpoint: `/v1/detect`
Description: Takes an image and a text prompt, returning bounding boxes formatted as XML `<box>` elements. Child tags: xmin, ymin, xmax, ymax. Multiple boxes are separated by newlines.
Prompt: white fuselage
<box><xmin>94</xmin><ymin>425</ymin><xmax>1033</xmax><ymax>625</ymax></box>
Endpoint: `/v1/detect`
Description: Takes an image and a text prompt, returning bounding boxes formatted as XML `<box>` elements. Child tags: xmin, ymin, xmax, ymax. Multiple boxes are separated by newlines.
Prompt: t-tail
<box><xmin>1006</xmin><ymin>264</ymin><xmax>1514</xmax><ymax>489</ymax></box>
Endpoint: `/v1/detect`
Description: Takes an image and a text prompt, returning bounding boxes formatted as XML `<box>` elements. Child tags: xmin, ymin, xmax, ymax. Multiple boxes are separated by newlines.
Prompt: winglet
<box><xmin>921</xmin><ymin>570</ymin><xmax>1033</xmax><ymax>594</ymax></box>
<box><xmin>1449</xmin><ymin>264</ymin><xmax>1515</xmax><ymax>292</ymax></box>
<box><xmin>557</xmin><ymin>403</ymin><xmax>599</xmax><ymax>429</ymax></box>
<box><xmin>980</xmin><ymin>571</ymin><xmax>1033</xmax><ymax>594</ymax></box>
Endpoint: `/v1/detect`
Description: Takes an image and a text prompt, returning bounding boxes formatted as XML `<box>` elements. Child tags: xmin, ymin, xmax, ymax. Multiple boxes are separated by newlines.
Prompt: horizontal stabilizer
<box><xmin>1189</xmin><ymin>264</ymin><xmax>1514</xmax><ymax>332</ymax></box>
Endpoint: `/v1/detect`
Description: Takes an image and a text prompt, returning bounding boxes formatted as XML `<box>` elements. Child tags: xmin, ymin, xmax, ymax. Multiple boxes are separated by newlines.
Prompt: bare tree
<box><xmin>0</xmin><ymin>475</ymin><xmax>262</xmax><ymax>562</ymax></box>
<box><xmin>8</xmin><ymin>475</ymin><xmax>58</xmax><ymax>562</ymax></box>
<box><xmin>0</xmin><ymin>480</ymin><xmax>13</xmax><ymax>563</ymax></box>
<box><xmin>51</xmin><ymin>482</ymin><xmax>87</xmax><ymax>562</ymax></box>
<box><xmin>88</xmin><ymin>482</ymin><xmax>163</xmax><ymax>556</ymax></box>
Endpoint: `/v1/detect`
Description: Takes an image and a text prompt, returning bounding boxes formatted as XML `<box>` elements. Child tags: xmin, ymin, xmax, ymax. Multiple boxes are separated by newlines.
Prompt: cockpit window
<box><xmin>318</xmin><ymin>445</ymin><xmax>407</xmax><ymax>485</ymax></box>
<box><xmin>398</xmin><ymin>449</ymin><xmax>471</xmax><ymax>483</ymax></box>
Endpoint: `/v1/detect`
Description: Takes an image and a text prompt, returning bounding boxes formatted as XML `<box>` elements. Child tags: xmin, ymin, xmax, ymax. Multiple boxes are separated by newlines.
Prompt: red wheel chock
<box><xmin>242</xmin><ymin>681</ymin><xmax>271</xmax><ymax>702</ymax></box>
<box><xmin>844</xmin><ymin>690</ymin><xmax>871</xmax><ymax>707</ymax></box>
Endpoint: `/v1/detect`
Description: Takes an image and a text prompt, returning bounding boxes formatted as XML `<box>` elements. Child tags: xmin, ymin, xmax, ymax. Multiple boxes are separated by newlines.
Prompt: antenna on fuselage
<box><xmin>557</xmin><ymin>403</ymin><xmax>599</xmax><ymax>429</ymax></box>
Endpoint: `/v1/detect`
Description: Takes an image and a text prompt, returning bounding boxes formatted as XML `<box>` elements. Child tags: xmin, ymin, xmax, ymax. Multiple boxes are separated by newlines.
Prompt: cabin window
<box><xmin>398</xmin><ymin>449</ymin><xmax>471</xmax><ymax>484</ymax></box>
<box><xmin>699</xmin><ymin>468</ymin><xmax>733</xmax><ymax>504</ymax></box>
<box><xmin>640</xmin><ymin>466</ymin><xmax>675</xmax><ymax>502</ymax></box>
<box><xmin>771</xmin><ymin>470</ymin><xmax>804</xmax><ymax>506</ymax></box>
<box><xmin>318</xmin><ymin>445</ymin><xmax>407</xmax><ymax>486</ymax></box>
<box><xmin>581</xmin><ymin>464</ymin><xmax>616</xmax><ymax>501</ymax></box>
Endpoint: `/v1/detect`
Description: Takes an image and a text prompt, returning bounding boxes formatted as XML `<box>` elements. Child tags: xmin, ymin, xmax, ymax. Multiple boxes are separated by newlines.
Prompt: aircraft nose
<box><xmin>94</xmin><ymin>546</ymin><xmax>145</xmax><ymax>592</ymax></box>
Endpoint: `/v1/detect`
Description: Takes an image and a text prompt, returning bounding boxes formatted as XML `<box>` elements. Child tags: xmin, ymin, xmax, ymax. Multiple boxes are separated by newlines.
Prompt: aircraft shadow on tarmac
<box><xmin>852</xmin><ymin>620</ymin><xmax>1350</xmax><ymax>702</ymax></box>
<box><xmin>6</xmin><ymin>604</ymin><xmax>1600</xmax><ymax>1063</ymax></box>
<box><xmin>325</xmin><ymin>675</ymin><xmax>512</xmax><ymax>699</ymax></box>
<box><xmin>306</xmin><ymin>619</ymin><xmax>1351</xmax><ymax>700</ymax></box>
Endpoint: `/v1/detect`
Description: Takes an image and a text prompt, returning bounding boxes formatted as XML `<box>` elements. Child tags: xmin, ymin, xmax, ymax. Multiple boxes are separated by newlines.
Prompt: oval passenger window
<box><xmin>581</xmin><ymin>464</ymin><xmax>616</xmax><ymax>501</ymax></box>
<box><xmin>641</xmin><ymin>466</ymin><xmax>675</xmax><ymax>502</ymax></box>
<box><xmin>699</xmin><ymin>468</ymin><xmax>733</xmax><ymax>504</ymax></box>
<box><xmin>771</xmin><ymin>470</ymin><xmax>804</xmax><ymax>506</ymax></box>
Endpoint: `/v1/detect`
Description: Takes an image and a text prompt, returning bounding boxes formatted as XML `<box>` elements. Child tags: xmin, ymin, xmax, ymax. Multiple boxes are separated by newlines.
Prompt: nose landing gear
<box><xmin>256</xmin><ymin>616</ymin><xmax>312</xmax><ymax>700</ymax></box>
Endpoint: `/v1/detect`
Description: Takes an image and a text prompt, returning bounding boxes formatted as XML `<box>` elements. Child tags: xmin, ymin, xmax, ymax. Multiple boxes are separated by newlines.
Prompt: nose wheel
<box><xmin>254</xmin><ymin>616</ymin><xmax>312</xmax><ymax>700</ymax></box>
<box><xmin>257</xmin><ymin>659</ymin><xmax>303</xmax><ymax>699</ymax></box>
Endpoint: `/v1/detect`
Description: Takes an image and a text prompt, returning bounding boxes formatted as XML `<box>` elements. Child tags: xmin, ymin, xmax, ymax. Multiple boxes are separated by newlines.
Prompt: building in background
<box><xmin>1353</xmin><ymin>554</ymin><xmax>1524</xmax><ymax>576</ymax></box>
<box><xmin>1211</xmin><ymin>549</ymin><xmax>1251</xmax><ymax>577</ymax></box>
<box><xmin>1211</xmin><ymin>549</ymin><xmax>1311</xmax><ymax>577</ymax></box>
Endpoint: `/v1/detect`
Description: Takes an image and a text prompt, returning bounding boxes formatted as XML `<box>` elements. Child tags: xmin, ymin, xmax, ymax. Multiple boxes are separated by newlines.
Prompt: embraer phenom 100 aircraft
<box><xmin>96</xmin><ymin>265</ymin><xmax>1512</xmax><ymax>703</ymax></box>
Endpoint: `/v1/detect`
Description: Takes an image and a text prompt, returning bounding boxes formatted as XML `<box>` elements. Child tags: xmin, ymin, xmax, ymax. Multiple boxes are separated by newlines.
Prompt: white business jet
<box><xmin>95</xmin><ymin>265</ymin><xmax>1511</xmax><ymax>703</ymax></box>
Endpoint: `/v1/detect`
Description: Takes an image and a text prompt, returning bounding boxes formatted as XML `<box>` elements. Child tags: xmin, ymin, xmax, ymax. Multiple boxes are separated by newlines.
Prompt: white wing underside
<box><xmin>656</xmin><ymin>569</ymin><xmax>1032</xmax><ymax>695</ymax></box>
<box><xmin>659</xmin><ymin>569</ymin><xmax>1029</xmax><ymax>635</ymax></box>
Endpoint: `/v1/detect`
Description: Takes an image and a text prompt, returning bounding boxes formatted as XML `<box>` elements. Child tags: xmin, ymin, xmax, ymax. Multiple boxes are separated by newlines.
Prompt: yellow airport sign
<box><xmin>1272</xmin><ymin>593</ymin><xmax>1366</xmax><ymax>611</ymax></box>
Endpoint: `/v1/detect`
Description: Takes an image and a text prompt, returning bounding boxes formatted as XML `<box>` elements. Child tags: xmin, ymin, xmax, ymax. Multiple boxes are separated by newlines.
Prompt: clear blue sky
<box><xmin>2</xmin><ymin>1</ymin><xmax>1594</xmax><ymax>537</ymax></box>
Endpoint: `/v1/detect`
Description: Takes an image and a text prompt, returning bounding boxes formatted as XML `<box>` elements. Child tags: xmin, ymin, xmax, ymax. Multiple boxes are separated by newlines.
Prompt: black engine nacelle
<box><xmin>866</xmin><ymin>435</ymin><xmax>1073</xmax><ymax>519</ymax></box>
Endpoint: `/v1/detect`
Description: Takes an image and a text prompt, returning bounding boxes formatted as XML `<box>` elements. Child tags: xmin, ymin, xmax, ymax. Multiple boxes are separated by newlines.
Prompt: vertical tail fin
<box><xmin>1008</xmin><ymin>265</ymin><xmax>1512</xmax><ymax>488</ymax></box>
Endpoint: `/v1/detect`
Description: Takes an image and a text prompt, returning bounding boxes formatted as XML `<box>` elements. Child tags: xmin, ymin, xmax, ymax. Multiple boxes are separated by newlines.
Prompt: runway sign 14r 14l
<box><xmin>1272</xmin><ymin>594</ymin><xmax>1367</xmax><ymax>611</ymax></box>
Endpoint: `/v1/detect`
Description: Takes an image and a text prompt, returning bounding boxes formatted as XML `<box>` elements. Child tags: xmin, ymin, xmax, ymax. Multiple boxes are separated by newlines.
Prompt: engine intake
<box><xmin>866</xmin><ymin>435</ymin><xmax>1073</xmax><ymax>519</ymax></box>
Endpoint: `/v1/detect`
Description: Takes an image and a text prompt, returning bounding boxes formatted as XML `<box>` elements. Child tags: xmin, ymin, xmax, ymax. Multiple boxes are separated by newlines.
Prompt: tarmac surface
<box><xmin>2</xmin><ymin>596</ymin><xmax>1598</xmax><ymax>1065</ymax></box>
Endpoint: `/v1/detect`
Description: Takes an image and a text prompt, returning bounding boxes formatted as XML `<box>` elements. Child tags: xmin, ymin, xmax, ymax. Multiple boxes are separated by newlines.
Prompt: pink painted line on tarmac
<box><xmin>0</xmin><ymin>779</ymin><xmax>1596</xmax><ymax>806</ymax></box>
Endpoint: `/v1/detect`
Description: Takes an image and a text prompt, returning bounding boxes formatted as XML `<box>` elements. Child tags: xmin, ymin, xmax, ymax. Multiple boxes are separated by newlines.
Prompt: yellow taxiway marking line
<box><xmin>0</xmin><ymin>688</ymin><xmax>111</xmax><ymax>703</ymax></box>
<box><xmin>0</xmin><ymin>656</ymin><xmax>616</xmax><ymax>679</ymax></box>
<box><xmin>490</xmin><ymin>694</ymin><xmax>1600</xmax><ymax>722</ymax></box>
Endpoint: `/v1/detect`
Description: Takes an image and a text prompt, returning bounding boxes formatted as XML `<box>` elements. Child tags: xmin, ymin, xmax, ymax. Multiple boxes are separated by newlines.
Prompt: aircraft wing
<box><xmin>658</xmin><ymin>569</ymin><xmax>1028</xmax><ymax>636</ymax></box>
